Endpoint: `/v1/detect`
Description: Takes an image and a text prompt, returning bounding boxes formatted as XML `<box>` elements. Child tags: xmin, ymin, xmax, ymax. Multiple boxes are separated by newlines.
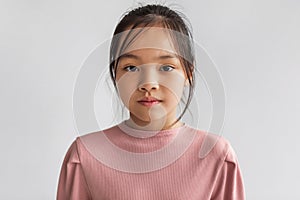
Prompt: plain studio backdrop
<box><xmin>1</xmin><ymin>0</ymin><xmax>299</xmax><ymax>199</ymax></box>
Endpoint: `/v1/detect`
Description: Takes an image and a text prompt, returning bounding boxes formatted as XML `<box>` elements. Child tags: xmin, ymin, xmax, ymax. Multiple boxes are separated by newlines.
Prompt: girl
<box><xmin>57</xmin><ymin>4</ymin><xmax>245</xmax><ymax>200</ymax></box>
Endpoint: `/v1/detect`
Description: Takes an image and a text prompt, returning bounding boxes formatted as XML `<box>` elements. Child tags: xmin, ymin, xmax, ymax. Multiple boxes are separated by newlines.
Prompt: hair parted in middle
<box><xmin>109</xmin><ymin>4</ymin><xmax>196</xmax><ymax>125</ymax></box>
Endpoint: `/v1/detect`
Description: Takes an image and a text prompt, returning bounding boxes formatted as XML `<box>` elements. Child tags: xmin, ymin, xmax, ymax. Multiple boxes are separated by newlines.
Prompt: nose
<box><xmin>137</xmin><ymin>66</ymin><xmax>160</xmax><ymax>92</ymax></box>
<box><xmin>138</xmin><ymin>82</ymin><xmax>159</xmax><ymax>92</ymax></box>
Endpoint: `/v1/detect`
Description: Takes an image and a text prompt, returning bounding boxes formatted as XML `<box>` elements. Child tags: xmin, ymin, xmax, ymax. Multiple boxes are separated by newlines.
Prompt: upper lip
<box><xmin>137</xmin><ymin>97</ymin><xmax>162</xmax><ymax>102</ymax></box>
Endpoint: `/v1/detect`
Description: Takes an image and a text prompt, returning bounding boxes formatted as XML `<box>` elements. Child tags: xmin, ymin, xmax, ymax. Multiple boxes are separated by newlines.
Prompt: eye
<box><xmin>123</xmin><ymin>65</ymin><xmax>139</xmax><ymax>72</ymax></box>
<box><xmin>160</xmin><ymin>65</ymin><xmax>175</xmax><ymax>72</ymax></box>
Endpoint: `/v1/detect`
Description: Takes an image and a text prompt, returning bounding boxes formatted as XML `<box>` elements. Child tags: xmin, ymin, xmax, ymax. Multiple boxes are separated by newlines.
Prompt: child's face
<box><xmin>115</xmin><ymin>27</ymin><xmax>187</xmax><ymax>126</ymax></box>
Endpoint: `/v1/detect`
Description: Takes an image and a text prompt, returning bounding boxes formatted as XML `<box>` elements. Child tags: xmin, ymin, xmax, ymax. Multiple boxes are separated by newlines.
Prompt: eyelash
<box><xmin>123</xmin><ymin>65</ymin><xmax>138</xmax><ymax>72</ymax></box>
<box><xmin>122</xmin><ymin>65</ymin><xmax>175</xmax><ymax>72</ymax></box>
<box><xmin>160</xmin><ymin>65</ymin><xmax>175</xmax><ymax>72</ymax></box>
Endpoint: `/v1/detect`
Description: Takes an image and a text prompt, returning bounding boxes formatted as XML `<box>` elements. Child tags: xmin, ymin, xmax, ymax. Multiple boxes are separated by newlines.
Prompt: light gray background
<box><xmin>1</xmin><ymin>0</ymin><xmax>299</xmax><ymax>199</ymax></box>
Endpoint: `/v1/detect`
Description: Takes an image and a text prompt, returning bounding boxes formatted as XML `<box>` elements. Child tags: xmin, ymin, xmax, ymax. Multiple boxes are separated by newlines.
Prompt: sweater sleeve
<box><xmin>56</xmin><ymin>140</ymin><xmax>92</xmax><ymax>200</ymax></box>
<box><xmin>211</xmin><ymin>145</ymin><xmax>246</xmax><ymax>200</ymax></box>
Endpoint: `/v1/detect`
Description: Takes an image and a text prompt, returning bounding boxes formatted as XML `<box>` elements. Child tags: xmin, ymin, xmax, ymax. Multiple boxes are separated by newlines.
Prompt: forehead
<box><xmin>119</xmin><ymin>27</ymin><xmax>178</xmax><ymax>56</ymax></box>
<box><xmin>118</xmin><ymin>49</ymin><xmax>180</xmax><ymax>64</ymax></box>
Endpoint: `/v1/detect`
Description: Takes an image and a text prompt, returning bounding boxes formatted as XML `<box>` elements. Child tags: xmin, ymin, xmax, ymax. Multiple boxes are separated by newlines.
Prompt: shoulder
<box><xmin>62</xmin><ymin>133</ymin><xmax>102</xmax><ymax>165</ymax></box>
<box><xmin>204</xmin><ymin>133</ymin><xmax>239</xmax><ymax>165</ymax></box>
<box><xmin>61</xmin><ymin>139</ymin><xmax>81</xmax><ymax>164</ymax></box>
<box><xmin>71</xmin><ymin>125</ymin><xmax>120</xmax><ymax>157</ymax></box>
<box><xmin>187</xmin><ymin>126</ymin><xmax>237</xmax><ymax>163</ymax></box>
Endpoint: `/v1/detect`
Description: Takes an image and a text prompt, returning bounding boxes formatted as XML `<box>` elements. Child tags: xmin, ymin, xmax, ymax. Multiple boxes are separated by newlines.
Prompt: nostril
<box><xmin>138</xmin><ymin>82</ymin><xmax>159</xmax><ymax>92</ymax></box>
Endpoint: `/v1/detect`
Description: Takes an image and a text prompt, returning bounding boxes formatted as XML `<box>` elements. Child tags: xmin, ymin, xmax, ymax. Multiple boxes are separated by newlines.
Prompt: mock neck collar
<box><xmin>117</xmin><ymin>120</ymin><xmax>186</xmax><ymax>139</ymax></box>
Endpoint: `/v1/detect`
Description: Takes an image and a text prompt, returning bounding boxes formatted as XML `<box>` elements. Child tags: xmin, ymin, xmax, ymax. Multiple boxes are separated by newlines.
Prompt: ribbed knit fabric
<box><xmin>57</xmin><ymin>121</ymin><xmax>245</xmax><ymax>199</ymax></box>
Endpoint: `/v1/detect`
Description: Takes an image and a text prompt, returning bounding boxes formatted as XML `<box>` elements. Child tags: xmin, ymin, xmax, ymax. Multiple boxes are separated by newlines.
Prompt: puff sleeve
<box><xmin>211</xmin><ymin>145</ymin><xmax>246</xmax><ymax>200</ymax></box>
<box><xmin>56</xmin><ymin>140</ymin><xmax>92</xmax><ymax>200</ymax></box>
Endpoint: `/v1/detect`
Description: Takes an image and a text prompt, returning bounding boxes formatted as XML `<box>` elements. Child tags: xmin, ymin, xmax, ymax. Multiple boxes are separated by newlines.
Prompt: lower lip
<box><xmin>138</xmin><ymin>101</ymin><xmax>160</xmax><ymax>107</ymax></box>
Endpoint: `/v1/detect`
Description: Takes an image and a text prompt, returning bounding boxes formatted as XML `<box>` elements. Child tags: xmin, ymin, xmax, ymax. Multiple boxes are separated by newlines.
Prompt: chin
<box><xmin>131</xmin><ymin>112</ymin><xmax>168</xmax><ymax>123</ymax></box>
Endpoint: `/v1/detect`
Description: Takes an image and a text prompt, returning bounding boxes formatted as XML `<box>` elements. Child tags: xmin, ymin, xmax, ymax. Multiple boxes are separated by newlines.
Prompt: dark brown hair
<box><xmin>109</xmin><ymin>4</ymin><xmax>195</xmax><ymax>126</ymax></box>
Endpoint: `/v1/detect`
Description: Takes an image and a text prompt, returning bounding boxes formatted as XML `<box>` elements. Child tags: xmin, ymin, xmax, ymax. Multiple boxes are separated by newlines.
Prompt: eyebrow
<box><xmin>118</xmin><ymin>53</ymin><xmax>178</xmax><ymax>61</ymax></box>
<box><xmin>118</xmin><ymin>53</ymin><xmax>140</xmax><ymax>60</ymax></box>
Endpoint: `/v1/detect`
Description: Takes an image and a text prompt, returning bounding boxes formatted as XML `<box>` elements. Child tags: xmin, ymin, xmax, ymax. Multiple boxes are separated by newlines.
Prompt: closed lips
<box><xmin>138</xmin><ymin>97</ymin><xmax>162</xmax><ymax>102</ymax></box>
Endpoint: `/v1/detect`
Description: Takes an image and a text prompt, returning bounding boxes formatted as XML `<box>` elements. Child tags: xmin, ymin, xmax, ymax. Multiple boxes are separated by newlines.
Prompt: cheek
<box><xmin>116</xmin><ymin>73</ymin><xmax>138</xmax><ymax>107</ymax></box>
<box><xmin>159</xmin><ymin>73</ymin><xmax>186</xmax><ymax>101</ymax></box>
<box><xmin>162</xmin><ymin>88</ymin><xmax>183</xmax><ymax>110</ymax></box>
<box><xmin>116</xmin><ymin>70</ymin><xmax>186</xmax><ymax>105</ymax></box>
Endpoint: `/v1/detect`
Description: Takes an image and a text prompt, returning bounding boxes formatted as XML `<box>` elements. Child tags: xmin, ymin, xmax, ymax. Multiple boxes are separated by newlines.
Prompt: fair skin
<box><xmin>115</xmin><ymin>27</ymin><xmax>188</xmax><ymax>131</ymax></box>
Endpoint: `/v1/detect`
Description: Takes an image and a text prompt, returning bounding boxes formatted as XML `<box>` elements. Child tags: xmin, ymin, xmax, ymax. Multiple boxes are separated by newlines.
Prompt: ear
<box><xmin>184</xmin><ymin>79</ymin><xmax>189</xmax><ymax>86</ymax></box>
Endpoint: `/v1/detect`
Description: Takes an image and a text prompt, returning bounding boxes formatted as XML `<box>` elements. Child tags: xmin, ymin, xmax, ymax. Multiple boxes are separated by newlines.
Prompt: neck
<box><xmin>126</xmin><ymin>115</ymin><xmax>183</xmax><ymax>131</ymax></box>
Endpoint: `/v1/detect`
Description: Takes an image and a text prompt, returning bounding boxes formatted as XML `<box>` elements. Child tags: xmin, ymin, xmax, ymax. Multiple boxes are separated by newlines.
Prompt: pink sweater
<box><xmin>57</xmin><ymin>122</ymin><xmax>245</xmax><ymax>199</ymax></box>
